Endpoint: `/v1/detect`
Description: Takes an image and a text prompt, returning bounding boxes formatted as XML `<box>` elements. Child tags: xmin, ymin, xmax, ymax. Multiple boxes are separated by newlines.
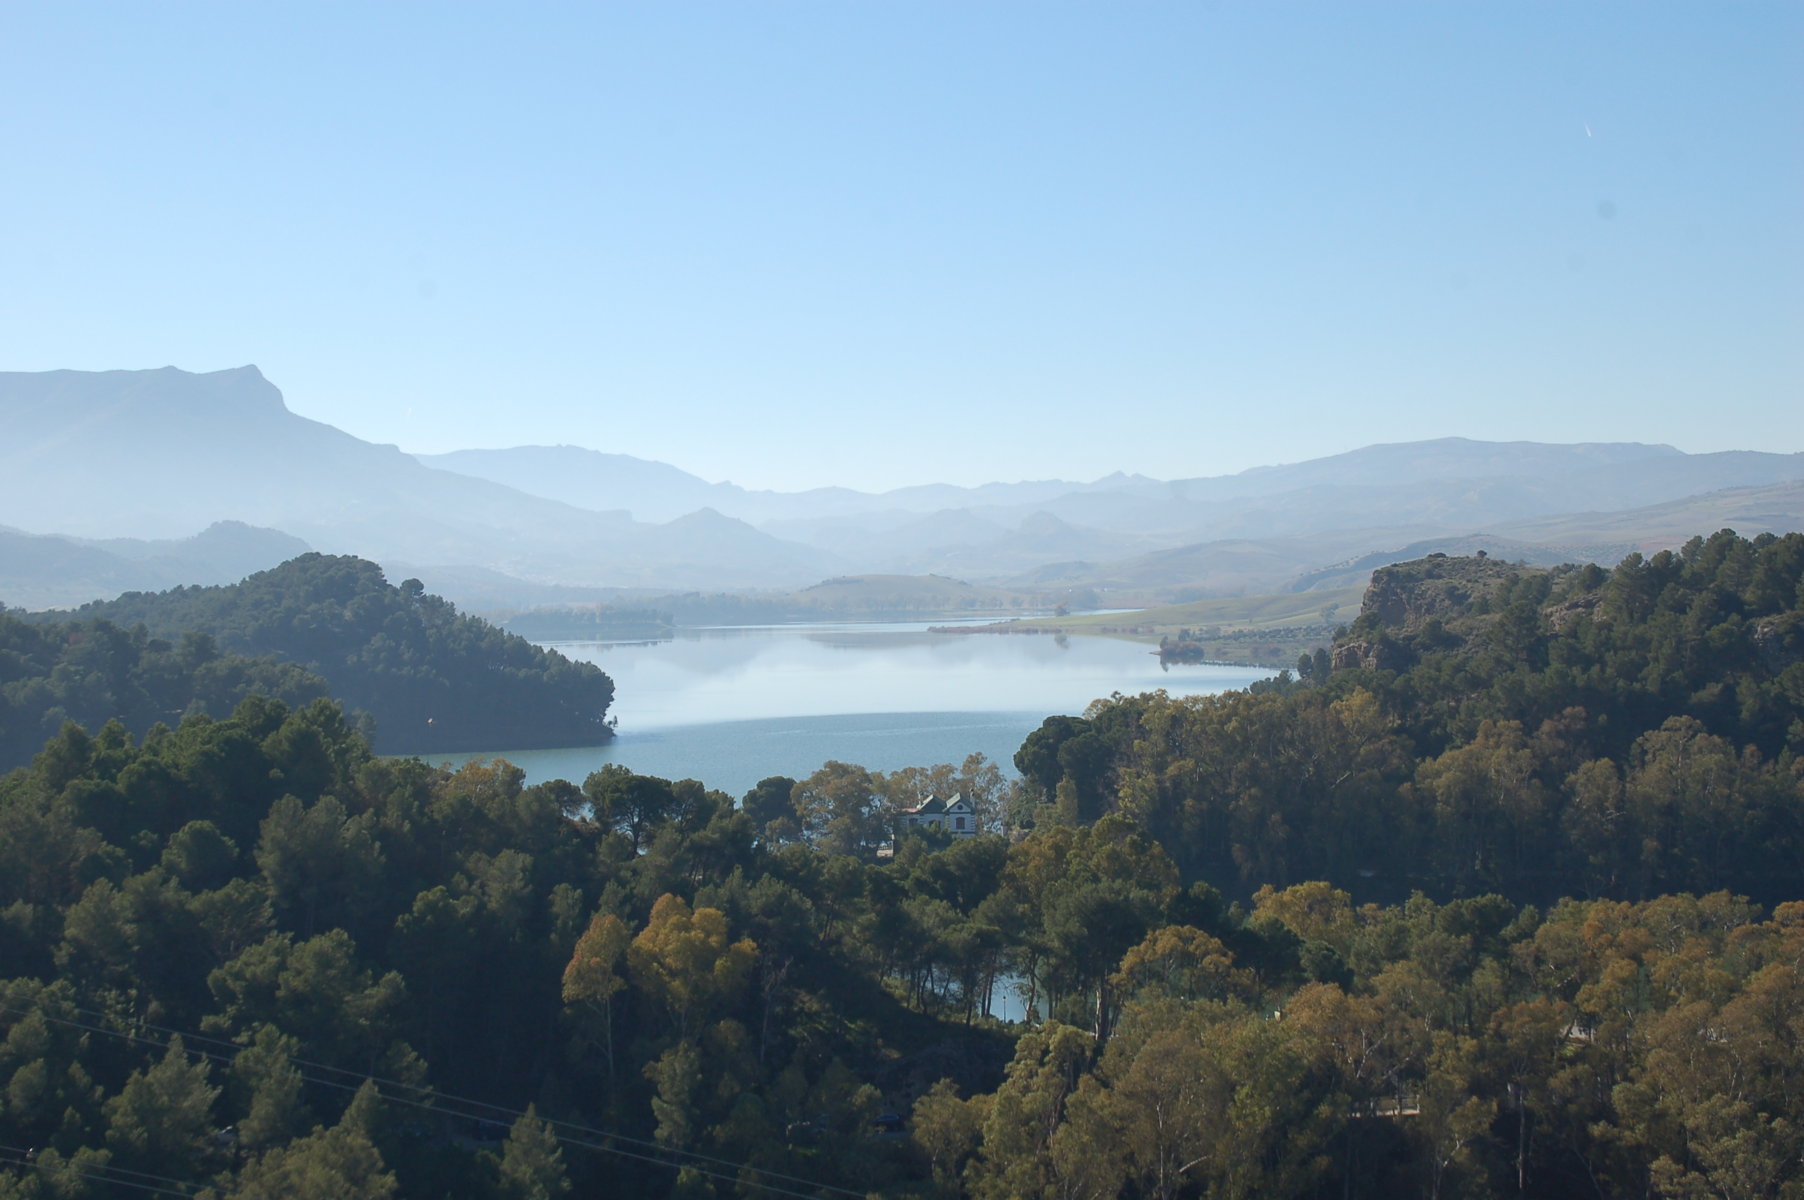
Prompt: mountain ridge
<box><xmin>5</xmin><ymin>365</ymin><xmax>1803</xmax><ymax>612</ymax></box>
<box><xmin>418</xmin><ymin>435</ymin><xmax>1804</xmax><ymax>563</ymax></box>
<box><xmin>0</xmin><ymin>366</ymin><xmax>846</xmax><ymax>593</ymax></box>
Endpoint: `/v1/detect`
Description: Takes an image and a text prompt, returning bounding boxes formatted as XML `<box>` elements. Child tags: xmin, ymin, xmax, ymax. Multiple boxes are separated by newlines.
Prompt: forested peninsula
<box><xmin>1018</xmin><ymin>531</ymin><xmax>1804</xmax><ymax>907</ymax></box>
<box><xmin>1</xmin><ymin>555</ymin><xmax>614</xmax><ymax>764</ymax></box>
<box><xmin>0</xmin><ymin>529</ymin><xmax>1801</xmax><ymax>1198</ymax></box>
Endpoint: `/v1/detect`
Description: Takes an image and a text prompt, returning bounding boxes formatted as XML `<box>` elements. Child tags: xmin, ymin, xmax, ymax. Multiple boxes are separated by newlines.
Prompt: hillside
<box><xmin>1003</xmin><ymin>527</ymin><xmax>1436</xmax><ymax>600</ymax></box>
<box><xmin>417</xmin><ymin>444</ymin><xmax>711</xmax><ymax>522</ymax></box>
<box><xmin>614</xmin><ymin>573</ymin><xmax>1054</xmax><ymax>627</ymax></box>
<box><xmin>0</xmin><ymin>521</ymin><xmax>312</xmax><ymax>610</ymax></box>
<box><xmin>1006</xmin><ymin>479</ymin><xmax>1804</xmax><ymax>602</ymax></box>
<box><xmin>1489</xmin><ymin>477</ymin><xmax>1804</xmax><ymax>546</ymax></box>
<box><xmin>0</xmin><ymin>366</ymin><xmax>602</xmax><ymax>550</ymax></box>
<box><xmin>939</xmin><ymin>585</ymin><xmax>1367</xmax><ymax>667</ymax></box>
<box><xmin>35</xmin><ymin>554</ymin><xmax>615</xmax><ymax>755</ymax></box>
<box><xmin>1068</xmin><ymin>586</ymin><xmax>1365</xmax><ymax>633</ymax></box>
<box><xmin>420</xmin><ymin>442</ymin><xmax>1108</xmax><ymax>525</ymax></box>
<box><xmin>784</xmin><ymin>573</ymin><xmax>1037</xmax><ymax>615</ymax></box>
<box><xmin>414</xmin><ymin>436</ymin><xmax>1804</xmax><ymax>591</ymax></box>
<box><xmin>1026</xmin><ymin>529</ymin><xmax>1804</xmax><ymax>905</ymax></box>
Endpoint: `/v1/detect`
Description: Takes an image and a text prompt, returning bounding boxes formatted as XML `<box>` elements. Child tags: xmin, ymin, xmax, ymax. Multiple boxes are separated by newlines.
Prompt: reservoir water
<box><xmin>434</xmin><ymin>621</ymin><xmax>1272</xmax><ymax>796</ymax></box>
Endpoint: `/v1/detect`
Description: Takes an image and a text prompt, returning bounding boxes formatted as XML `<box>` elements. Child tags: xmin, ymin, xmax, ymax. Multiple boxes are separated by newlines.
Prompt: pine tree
<box><xmin>498</xmin><ymin>1105</ymin><xmax>570</xmax><ymax>1200</ymax></box>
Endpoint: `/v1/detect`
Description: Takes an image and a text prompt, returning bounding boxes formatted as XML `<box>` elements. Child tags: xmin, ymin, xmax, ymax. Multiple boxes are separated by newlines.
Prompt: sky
<box><xmin>1</xmin><ymin>3</ymin><xmax>1798</xmax><ymax>493</ymax></box>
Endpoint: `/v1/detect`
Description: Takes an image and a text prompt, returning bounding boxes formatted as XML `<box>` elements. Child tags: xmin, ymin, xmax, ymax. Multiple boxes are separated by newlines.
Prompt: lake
<box><xmin>432</xmin><ymin>621</ymin><xmax>1273</xmax><ymax>796</ymax></box>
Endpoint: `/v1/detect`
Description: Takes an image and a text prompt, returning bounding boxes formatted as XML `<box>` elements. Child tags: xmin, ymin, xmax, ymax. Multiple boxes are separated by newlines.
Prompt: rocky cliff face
<box><xmin>1332</xmin><ymin>552</ymin><xmax>1531</xmax><ymax>670</ymax></box>
<box><xmin>1358</xmin><ymin>553</ymin><xmax>1527</xmax><ymax>629</ymax></box>
<box><xmin>1751</xmin><ymin>612</ymin><xmax>1804</xmax><ymax>674</ymax></box>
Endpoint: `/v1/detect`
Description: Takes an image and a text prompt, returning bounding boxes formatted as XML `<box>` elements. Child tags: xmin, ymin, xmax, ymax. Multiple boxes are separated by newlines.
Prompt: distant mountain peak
<box><xmin>204</xmin><ymin>363</ymin><xmax>267</xmax><ymax>381</ymax></box>
<box><xmin>670</xmin><ymin>506</ymin><xmax>732</xmax><ymax>524</ymax></box>
<box><xmin>138</xmin><ymin>363</ymin><xmax>274</xmax><ymax>390</ymax></box>
<box><xmin>1019</xmin><ymin>511</ymin><xmax>1076</xmax><ymax>535</ymax></box>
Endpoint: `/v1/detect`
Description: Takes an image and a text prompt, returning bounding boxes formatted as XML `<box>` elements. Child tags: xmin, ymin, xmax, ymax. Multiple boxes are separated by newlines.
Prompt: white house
<box><xmin>897</xmin><ymin>793</ymin><xmax>977</xmax><ymax>839</ymax></box>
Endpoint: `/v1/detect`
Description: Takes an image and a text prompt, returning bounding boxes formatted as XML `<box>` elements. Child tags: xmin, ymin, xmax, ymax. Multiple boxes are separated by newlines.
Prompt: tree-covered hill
<box><xmin>1014</xmin><ymin>530</ymin><xmax>1804</xmax><ymax>907</ymax></box>
<box><xmin>22</xmin><ymin>555</ymin><xmax>613</xmax><ymax>756</ymax></box>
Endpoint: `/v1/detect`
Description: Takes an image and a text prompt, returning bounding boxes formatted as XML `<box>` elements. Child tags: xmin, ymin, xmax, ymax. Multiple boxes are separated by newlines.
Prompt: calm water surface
<box><xmin>433</xmin><ymin>621</ymin><xmax>1271</xmax><ymax>796</ymax></box>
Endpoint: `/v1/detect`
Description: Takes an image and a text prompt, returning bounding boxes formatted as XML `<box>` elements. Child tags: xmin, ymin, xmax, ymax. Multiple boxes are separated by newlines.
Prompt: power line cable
<box><xmin>0</xmin><ymin>997</ymin><xmax>871</xmax><ymax>1200</ymax></box>
<box><xmin>3</xmin><ymin>1003</ymin><xmax>835</xmax><ymax>1199</ymax></box>
<box><xmin>0</xmin><ymin>1143</ymin><xmax>201</xmax><ymax>1198</ymax></box>
<box><xmin>10</xmin><ymin>995</ymin><xmax>868</xmax><ymax>1195</ymax></box>
<box><xmin>8</xmin><ymin>996</ymin><xmax>865</xmax><ymax>1190</ymax></box>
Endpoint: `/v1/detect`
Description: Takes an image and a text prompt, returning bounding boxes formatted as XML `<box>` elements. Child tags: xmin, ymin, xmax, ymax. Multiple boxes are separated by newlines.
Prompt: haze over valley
<box><xmin>6</xmin><ymin>365</ymin><xmax>1803</xmax><ymax>617</ymax></box>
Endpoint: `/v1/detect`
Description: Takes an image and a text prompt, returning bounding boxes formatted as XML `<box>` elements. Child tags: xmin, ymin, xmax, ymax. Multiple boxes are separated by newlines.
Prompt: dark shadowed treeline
<box><xmin>0</xmin><ymin>700</ymin><xmax>1024</xmax><ymax>1197</ymax></box>
<box><xmin>0</xmin><ymin>610</ymin><xmax>331</xmax><ymax>770</ymax></box>
<box><xmin>13</xmin><ymin>555</ymin><xmax>614</xmax><ymax>756</ymax></box>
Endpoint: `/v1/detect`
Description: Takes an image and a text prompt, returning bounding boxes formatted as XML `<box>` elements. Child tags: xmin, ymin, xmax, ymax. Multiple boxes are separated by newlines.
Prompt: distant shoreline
<box><xmin>926</xmin><ymin>619</ymin><xmax>1298</xmax><ymax>669</ymax></box>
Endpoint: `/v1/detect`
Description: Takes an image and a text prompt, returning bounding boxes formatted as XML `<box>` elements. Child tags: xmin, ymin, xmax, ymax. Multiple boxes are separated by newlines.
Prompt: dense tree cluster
<box><xmin>22</xmin><ymin>555</ymin><xmax>614</xmax><ymax>756</ymax></box>
<box><xmin>938</xmin><ymin>883</ymin><xmax>1804</xmax><ymax>1200</ymax></box>
<box><xmin>737</xmin><ymin>755</ymin><xmax>1017</xmax><ymax>855</ymax></box>
<box><xmin>1017</xmin><ymin>531</ymin><xmax>1804</xmax><ymax>907</ymax></box>
<box><xmin>1</xmin><ymin>530</ymin><xmax>1800</xmax><ymax>1198</ymax></box>
<box><xmin>0</xmin><ymin>610</ymin><xmax>329</xmax><ymax>771</ymax></box>
<box><xmin>2</xmin><ymin>697</ymin><xmax>1801</xmax><ymax>1197</ymax></box>
<box><xmin>0</xmin><ymin>699</ymin><xmax>1039</xmax><ymax>1197</ymax></box>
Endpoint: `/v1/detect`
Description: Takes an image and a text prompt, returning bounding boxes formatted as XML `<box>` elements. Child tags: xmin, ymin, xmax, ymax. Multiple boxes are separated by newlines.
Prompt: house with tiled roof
<box><xmin>897</xmin><ymin>792</ymin><xmax>976</xmax><ymax>839</ymax></box>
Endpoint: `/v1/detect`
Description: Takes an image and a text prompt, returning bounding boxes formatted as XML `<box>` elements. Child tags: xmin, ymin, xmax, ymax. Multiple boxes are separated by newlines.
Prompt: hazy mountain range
<box><xmin>0</xmin><ymin>520</ymin><xmax>312</xmax><ymax>610</ymax></box>
<box><xmin>4</xmin><ymin>365</ymin><xmax>1803</xmax><ymax>612</ymax></box>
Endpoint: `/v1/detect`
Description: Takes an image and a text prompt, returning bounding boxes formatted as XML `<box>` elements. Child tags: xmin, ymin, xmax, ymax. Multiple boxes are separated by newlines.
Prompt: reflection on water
<box><xmin>432</xmin><ymin>622</ymin><xmax>1271</xmax><ymax>795</ymax></box>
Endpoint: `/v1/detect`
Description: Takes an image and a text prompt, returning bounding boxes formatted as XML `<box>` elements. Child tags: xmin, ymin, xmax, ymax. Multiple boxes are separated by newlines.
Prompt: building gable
<box><xmin>896</xmin><ymin>792</ymin><xmax>977</xmax><ymax>839</ymax></box>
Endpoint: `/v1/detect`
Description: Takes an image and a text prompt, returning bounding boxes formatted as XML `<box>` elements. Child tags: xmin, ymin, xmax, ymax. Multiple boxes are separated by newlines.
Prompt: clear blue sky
<box><xmin>2</xmin><ymin>2</ymin><xmax>1797</xmax><ymax>492</ymax></box>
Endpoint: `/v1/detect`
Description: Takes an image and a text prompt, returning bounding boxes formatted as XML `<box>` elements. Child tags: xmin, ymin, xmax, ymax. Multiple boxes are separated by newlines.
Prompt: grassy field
<box><xmin>932</xmin><ymin>585</ymin><xmax>1367</xmax><ymax>667</ymax></box>
<box><xmin>1039</xmin><ymin>586</ymin><xmax>1365</xmax><ymax>634</ymax></box>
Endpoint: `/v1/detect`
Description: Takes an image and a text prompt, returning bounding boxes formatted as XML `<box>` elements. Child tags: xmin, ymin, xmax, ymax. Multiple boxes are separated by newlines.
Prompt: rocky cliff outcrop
<box><xmin>1359</xmin><ymin>553</ymin><xmax>1527</xmax><ymax>628</ymax></box>
<box><xmin>1333</xmin><ymin>552</ymin><xmax>1534</xmax><ymax>670</ymax></box>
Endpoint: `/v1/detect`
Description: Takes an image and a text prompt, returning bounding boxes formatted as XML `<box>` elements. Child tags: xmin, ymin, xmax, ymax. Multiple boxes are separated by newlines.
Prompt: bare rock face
<box><xmin>1544</xmin><ymin>590</ymin><xmax>1602</xmax><ymax>633</ymax></box>
<box><xmin>1332</xmin><ymin>637</ymin><xmax>1413</xmax><ymax>673</ymax></box>
<box><xmin>1751</xmin><ymin>613</ymin><xmax>1804</xmax><ymax>674</ymax></box>
<box><xmin>1331</xmin><ymin>553</ymin><xmax>1533</xmax><ymax>671</ymax></box>
<box><xmin>1358</xmin><ymin>553</ymin><xmax>1526</xmax><ymax>631</ymax></box>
